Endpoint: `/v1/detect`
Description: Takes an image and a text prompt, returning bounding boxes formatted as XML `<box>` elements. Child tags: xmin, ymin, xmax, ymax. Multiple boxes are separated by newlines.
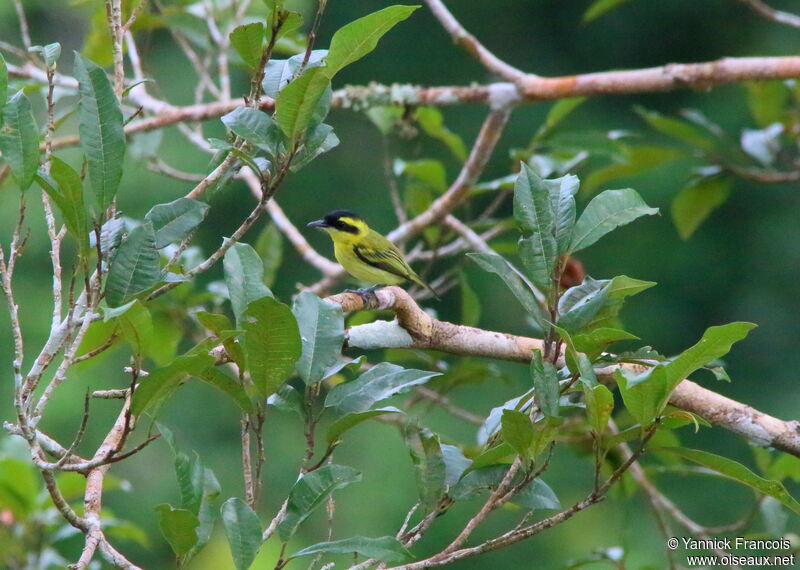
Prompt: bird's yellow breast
<box><xmin>333</xmin><ymin>241</ymin><xmax>405</xmax><ymax>285</ymax></box>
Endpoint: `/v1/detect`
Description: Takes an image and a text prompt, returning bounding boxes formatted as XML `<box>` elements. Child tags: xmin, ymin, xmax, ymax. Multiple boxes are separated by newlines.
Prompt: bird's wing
<box><xmin>352</xmin><ymin>232</ymin><xmax>415</xmax><ymax>281</ymax></box>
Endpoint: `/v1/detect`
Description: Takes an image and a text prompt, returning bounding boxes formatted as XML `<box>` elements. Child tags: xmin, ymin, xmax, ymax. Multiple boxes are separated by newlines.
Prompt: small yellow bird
<box><xmin>308</xmin><ymin>210</ymin><xmax>439</xmax><ymax>299</ymax></box>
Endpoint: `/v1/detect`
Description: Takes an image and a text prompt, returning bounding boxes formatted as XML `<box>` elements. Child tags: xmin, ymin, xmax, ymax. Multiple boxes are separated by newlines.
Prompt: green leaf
<box><xmin>323</xmin><ymin>5</ymin><xmax>419</xmax><ymax>76</ymax></box>
<box><xmin>501</xmin><ymin>409</ymin><xmax>534</xmax><ymax>457</ymax></box>
<box><xmin>221</xmin><ymin>107</ymin><xmax>281</xmax><ymax>154</ymax></box>
<box><xmin>145</xmin><ymin>198</ymin><xmax>210</xmax><ymax>248</ymax></box>
<box><xmin>230</xmin><ymin>22</ymin><xmax>265</xmax><ymax>68</ymax></box>
<box><xmin>657</xmin><ymin>448</ymin><xmax>800</xmax><ymax>515</ymax></box>
<box><xmin>221</xmin><ymin>498</ymin><xmax>262</xmax><ymax>570</ymax></box>
<box><xmin>405</xmin><ymin>426</ymin><xmax>445</xmax><ymax>512</ymax></box>
<box><xmin>535</xmin><ymin>97</ymin><xmax>586</xmax><ymax>140</ymax></box>
<box><xmin>0</xmin><ymin>53</ymin><xmax>7</xmax><ymax>105</ymax></box>
<box><xmin>531</xmin><ymin>350</ymin><xmax>560</xmax><ymax>418</ymax></box>
<box><xmin>635</xmin><ymin>106</ymin><xmax>716</xmax><ymax>151</ymax></box>
<box><xmin>572</xmin><ymin>327</ymin><xmax>639</xmax><ymax>360</ymax></box>
<box><xmin>291</xmin><ymin>122</ymin><xmax>340</xmax><ymax>171</ymax></box>
<box><xmin>441</xmin><ymin>444</ymin><xmax>471</xmax><ymax>487</ymax></box>
<box><xmin>36</xmin><ymin>157</ymin><xmax>88</xmax><ymax>253</ymax></box>
<box><xmin>274</xmin><ymin>5</ymin><xmax>417</xmax><ymax>139</ymax></box>
<box><xmin>618</xmin><ymin>322</ymin><xmax>756</xmax><ymax>425</ymax></box>
<box><xmin>254</xmin><ymin>222</ymin><xmax>283</xmax><ymax>287</ymax></box>
<box><xmin>292</xmin><ymin>291</ymin><xmax>345</xmax><ymax>384</ymax></box>
<box><xmin>584</xmin><ymin>145</ymin><xmax>683</xmax><ymax>193</ymax></box>
<box><xmin>190</xmin><ymin>468</ymin><xmax>221</xmax><ymax>558</ymax></box>
<box><xmin>73</xmin><ymin>53</ymin><xmax>126</xmax><ymax>213</ymax></box>
<box><xmin>132</xmin><ymin>353</ymin><xmax>214</xmax><ymax>416</ymax></box>
<box><xmin>582</xmin><ymin>0</ymin><xmax>635</xmax><ymax>22</ymax></box>
<box><xmin>275</xmin><ymin>66</ymin><xmax>330</xmax><ymax>139</ymax></box>
<box><xmin>278</xmin><ymin>465</ymin><xmax>362</xmax><ymax>541</ymax></box>
<box><xmin>325</xmin><ymin>407</ymin><xmax>403</xmax><ymax>445</ymax></box>
<box><xmin>514</xmin><ymin>164</ymin><xmax>553</xmax><ymax>237</ymax></box>
<box><xmin>557</xmin><ymin>277</ymin><xmax>611</xmax><ymax>333</ymax></box>
<box><xmin>615</xmin><ymin>368</ymin><xmax>666</xmax><ymax>427</ymax></box>
<box><xmin>415</xmin><ymin>107</ymin><xmax>467</xmax><ymax>161</ymax></box>
<box><xmin>289</xmin><ymin>536</ymin><xmax>412</xmax><ymax>564</ymax></box>
<box><xmin>195</xmin><ymin>367</ymin><xmax>254</xmax><ymax>414</ymax></box>
<box><xmin>460</xmin><ymin>272</ymin><xmax>481</xmax><ymax>327</ymax></box>
<box><xmin>671</xmin><ymin>177</ymin><xmax>731</xmax><ymax>240</ymax></box>
<box><xmin>570</xmin><ymin>188</ymin><xmax>658</xmax><ymax>253</ymax></box>
<box><xmin>242</xmin><ymin>296</ymin><xmax>301</xmax><ymax>398</ymax></box>
<box><xmin>106</xmin><ymin>299</ymin><xmax>153</xmax><ymax>357</ymax></box>
<box><xmin>513</xmin><ymin>478</ymin><xmax>561</xmax><ymax>510</ymax></box>
<box><xmin>105</xmin><ymin>222</ymin><xmax>160</xmax><ymax>307</ymax></box>
<box><xmin>584</xmin><ymin>274</ymin><xmax>656</xmax><ymax>332</ymax></box>
<box><xmin>325</xmin><ymin>362</ymin><xmax>439</xmax><ymax>415</ymax></box>
<box><xmin>452</xmin><ymin>465</ymin><xmax>560</xmax><ymax>510</ymax></box>
<box><xmin>154</xmin><ymin>504</ymin><xmax>199</xmax><ymax>558</ymax></box>
<box><xmin>584</xmin><ymin>383</ymin><xmax>614</xmax><ymax>435</ymax></box>
<box><xmin>0</xmin><ymin>91</ymin><xmax>40</xmax><ymax>190</ymax></box>
<box><xmin>746</xmin><ymin>81</ymin><xmax>790</xmax><ymax>127</ymax></box>
<box><xmin>223</xmin><ymin>243</ymin><xmax>273</xmax><ymax>324</ymax></box>
<box><xmin>262</xmin><ymin>50</ymin><xmax>327</xmax><ymax>98</ymax></box>
<box><xmin>659</xmin><ymin>322</ymin><xmax>756</xmax><ymax>393</ymax></box>
<box><xmin>547</xmin><ymin>174</ymin><xmax>579</xmax><ymax>254</ymax></box>
<box><xmin>42</xmin><ymin>43</ymin><xmax>62</xmax><ymax>69</ymax></box>
<box><xmin>468</xmin><ymin>253</ymin><xmax>544</xmax><ymax>324</ymax></box>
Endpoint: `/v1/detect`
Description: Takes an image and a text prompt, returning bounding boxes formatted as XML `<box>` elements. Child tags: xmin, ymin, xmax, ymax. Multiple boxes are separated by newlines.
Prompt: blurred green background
<box><xmin>1</xmin><ymin>0</ymin><xmax>799</xmax><ymax>568</ymax></box>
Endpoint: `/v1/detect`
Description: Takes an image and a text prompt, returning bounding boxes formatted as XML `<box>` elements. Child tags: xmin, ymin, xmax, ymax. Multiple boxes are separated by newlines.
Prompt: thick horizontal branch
<box><xmin>10</xmin><ymin>56</ymin><xmax>800</xmax><ymax>153</ymax></box>
<box><xmin>325</xmin><ymin>287</ymin><xmax>800</xmax><ymax>458</ymax></box>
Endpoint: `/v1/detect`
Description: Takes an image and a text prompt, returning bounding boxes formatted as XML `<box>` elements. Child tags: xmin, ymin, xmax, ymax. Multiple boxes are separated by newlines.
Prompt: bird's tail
<box><xmin>411</xmin><ymin>275</ymin><xmax>440</xmax><ymax>301</ymax></box>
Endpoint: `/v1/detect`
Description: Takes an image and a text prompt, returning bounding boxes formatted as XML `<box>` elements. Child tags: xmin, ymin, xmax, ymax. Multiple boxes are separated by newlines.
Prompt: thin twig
<box><xmin>737</xmin><ymin>0</ymin><xmax>800</xmax><ymax>28</ymax></box>
<box><xmin>424</xmin><ymin>0</ymin><xmax>525</xmax><ymax>81</ymax></box>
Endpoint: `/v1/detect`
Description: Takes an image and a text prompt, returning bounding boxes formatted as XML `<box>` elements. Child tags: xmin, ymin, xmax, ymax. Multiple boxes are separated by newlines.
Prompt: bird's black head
<box><xmin>308</xmin><ymin>210</ymin><xmax>363</xmax><ymax>234</ymax></box>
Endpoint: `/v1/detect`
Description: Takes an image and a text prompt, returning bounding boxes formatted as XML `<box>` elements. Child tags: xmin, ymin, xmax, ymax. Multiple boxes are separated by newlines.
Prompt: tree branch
<box><xmin>737</xmin><ymin>0</ymin><xmax>800</xmax><ymax>28</ymax></box>
<box><xmin>325</xmin><ymin>286</ymin><xmax>800</xmax><ymax>458</ymax></box>
<box><xmin>10</xmin><ymin>55</ymin><xmax>800</xmax><ymax>153</ymax></box>
<box><xmin>424</xmin><ymin>0</ymin><xmax>525</xmax><ymax>81</ymax></box>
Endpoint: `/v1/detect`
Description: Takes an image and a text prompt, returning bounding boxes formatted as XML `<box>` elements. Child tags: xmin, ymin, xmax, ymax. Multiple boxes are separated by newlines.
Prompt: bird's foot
<box><xmin>344</xmin><ymin>285</ymin><xmax>382</xmax><ymax>306</ymax></box>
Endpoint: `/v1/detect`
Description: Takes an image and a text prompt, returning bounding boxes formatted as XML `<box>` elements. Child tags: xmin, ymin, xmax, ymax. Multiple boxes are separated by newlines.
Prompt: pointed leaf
<box><xmin>195</xmin><ymin>367</ymin><xmax>254</xmax><ymax>414</ymax></box>
<box><xmin>324</xmin><ymin>5</ymin><xmax>418</xmax><ymax>76</ymax></box>
<box><xmin>0</xmin><ymin>91</ymin><xmax>40</xmax><ymax>190</ymax></box>
<box><xmin>145</xmin><ymin>197</ymin><xmax>210</xmax><ymax>248</ymax></box>
<box><xmin>671</xmin><ymin>177</ymin><xmax>731</xmax><ymax>240</ymax></box>
<box><xmin>584</xmin><ymin>383</ymin><xmax>614</xmax><ymax>435</ymax></box>
<box><xmin>289</xmin><ymin>536</ymin><xmax>412</xmax><ymax>564</ymax></box>
<box><xmin>221</xmin><ymin>498</ymin><xmax>262</xmax><ymax>570</ymax></box>
<box><xmin>230</xmin><ymin>22</ymin><xmax>265</xmax><ymax>68</ymax></box>
<box><xmin>73</xmin><ymin>53</ymin><xmax>126</xmax><ymax>212</ymax></box>
<box><xmin>570</xmin><ymin>188</ymin><xmax>658</xmax><ymax>253</ymax></box>
<box><xmin>221</xmin><ymin>107</ymin><xmax>281</xmax><ymax>154</ymax></box>
<box><xmin>223</xmin><ymin>243</ymin><xmax>273</xmax><ymax>324</ymax></box>
<box><xmin>131</xmin><ymin>353</ymin><xmax>214</xmax><ymax>416</ymax></box>
<box><xmin>557</xmin><ymin>277</ymin><xmax>611</xmax><ymax>333</ymax></box>
<box><xmin>36</xmin><ymin>157</ymin><xmax>88</xmax><ymax>253</ymax></box>
<box><xmin>105</xmin><ymin>221</ymin><xmax>160</xmax><ymax>307</ymax></box>
<box><xmin>657</xmin><ymin>448</ymin><xmax>800</xmax><ymax>515</ymax></box>
<box><xmin>242</xmin><ymin>296</ymin><xmax>301</xmax><ymax>398</ymax></box>
<box><xmin>154</xmin><ymin>504</ymin><xmax>199</xmax><ymax>557</ymax></box>
<box><xmin>278</xmin><ymin>465</ymin><xmax>362</xmax><ymax>541</ymax></box>
<box><xmin>292</xmin><ymin>291</ymin><xmax>344</xmax><ymax>384</ymax></box>
<box><xmin>468</xmin><ymin>253</ymin><xmax>545</xmax><ymax>324</ymax></box>
<box><xmin>405</xmin><ymin>427</ymin><xmax>445</xmax><ymax>512</ymax></box>
<box><xmin>325</xmin><ymin>407</ymin><xmax>403</xmax><ymax>444</ymax></box>
<box><xmin>501</xmin><ymin>409</ymin><xmax>534</xmax><ymax>457</ymax></box>
<box><xmin>325</xmin><ymin>362</ymin><xmax>439</xmax><ymax>415</ymax></box>
<box><xmin>531</xmin><ymin>350</ymin><xmax>560</xmax><ymax>418</ymax></box>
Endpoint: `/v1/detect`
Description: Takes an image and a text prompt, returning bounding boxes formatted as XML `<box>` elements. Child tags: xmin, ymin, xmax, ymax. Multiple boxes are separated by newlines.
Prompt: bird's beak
<box><xmin>307</xmin><ymin>219</ymin><xmax>327</xmax><ymax>229</ymax></box>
